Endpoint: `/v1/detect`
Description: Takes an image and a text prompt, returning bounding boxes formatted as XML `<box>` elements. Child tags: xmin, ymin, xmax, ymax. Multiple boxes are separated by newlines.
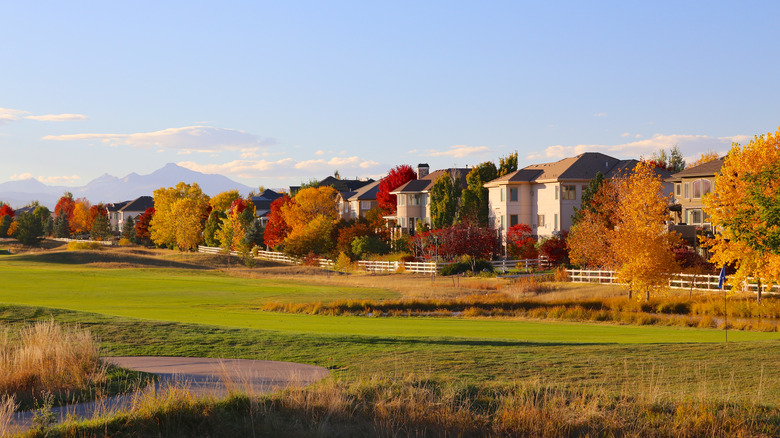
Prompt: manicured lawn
<box><xmin>2</xmin><ymin>256</ymin><xmax>778</xmax><ymax>344</ymax></box>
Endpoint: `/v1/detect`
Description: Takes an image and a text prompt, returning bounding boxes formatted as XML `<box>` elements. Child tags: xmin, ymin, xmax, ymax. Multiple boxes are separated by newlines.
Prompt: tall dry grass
<box><xmin>31</xmin><ymin>374</ymin><xmax>780</xmax><ymax>437</ymax></box>
<box><xmin>0</xmin><ymin>320</ymin><xmax>106</xmax><ymax>408</ymax></box>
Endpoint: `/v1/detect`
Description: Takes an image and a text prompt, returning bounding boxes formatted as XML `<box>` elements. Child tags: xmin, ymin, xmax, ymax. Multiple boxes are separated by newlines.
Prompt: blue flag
<box><xmin>718</xmin><ymin>264</ymin><xmax>726</xmax><ymax>289</ymax></box>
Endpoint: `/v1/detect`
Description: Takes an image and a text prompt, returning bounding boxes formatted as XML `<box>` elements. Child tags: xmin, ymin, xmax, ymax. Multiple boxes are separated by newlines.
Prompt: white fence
<box><xmin>198</xmin><ymin>246</ymin><xmax>550</xmax><ymax>275</ymax></box>
<box><xmin>52</xmin><ymin>238</ymin><xmax>114</xmax><ymax>246</ymax></box>
<box><xmin>566</xmin><ymin>269</ymin><xmax>780</xmax><ymax>293</ymax></box>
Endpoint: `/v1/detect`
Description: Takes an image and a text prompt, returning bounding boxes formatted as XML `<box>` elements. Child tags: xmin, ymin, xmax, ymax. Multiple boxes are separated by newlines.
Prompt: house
<box><xmin>249</xmin><ymin>189</ymin><xmax>284</xmax><ymax>225</ymax></box>
<box><xmin>289</xmin><ymin>176</ymin><xmax>374</xmax><ymax>196</ymax></box>
<box><xmin>483</xmin><ymin>152</ymin><xmax>673</xmax><ymax>237</ymax></box>
<box><xmin>667</xmin><ymin>157</ymin><xmax>724</xmax><ymax>228</ymax></box>
<box><xmin>114</xmin><ymin>196</ymin><xmax>154</xmax><ymax>232</ymax></box>
<box><xmin>337</xmin><ymin>180</ymin><xmax>381</xmax><ymax>220</ymax></box>
<box><xmin>107</xmin><ymin>201</ymin><xmax>130</xmax><ymax>232</ymax></box>
<box><xmin>389</xmin><ymin>164</ymin><xmax>470</xmax><ymax>232</ymax></box>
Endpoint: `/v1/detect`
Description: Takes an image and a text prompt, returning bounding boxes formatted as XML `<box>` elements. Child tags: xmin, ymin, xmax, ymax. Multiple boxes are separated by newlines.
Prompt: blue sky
<box><xmin>2</xmin><ymin>1</ymin><xmax>779</xmax><ymax>190</ymax></box>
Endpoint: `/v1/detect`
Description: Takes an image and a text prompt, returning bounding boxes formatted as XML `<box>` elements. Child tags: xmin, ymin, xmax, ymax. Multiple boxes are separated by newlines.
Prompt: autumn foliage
<box><xmin>135</xmin><ymin>207</ymin><xmax>154</xmax><ymax>244</ymax></box>
<box><xmin>0</xmin><ymin>204</ymin><xmax>15</xmax><ymax>220</ymax></box>
<box><xmin>377</xmin><ymin>164</ymin><xmax>416</xmax><ymax>214</ymax></box>
<box><xmin>263</xmin><ymin>195</ymin><xmax>292</xmax><ymax>249</ymax></box>
<box><xmin>506</xmin><ymin>224</ymin><xmax>537</xmax><ymax>260</ymax></box>
<box><xmin>410</xmin><ymin>222</ymin><xmax>499</xmax><ymax>269</ymax></box>
<box><xmin>704</xmin><ymin>127</ymin><xmax>780</xmax><ymax>300</ymax></box>
<box><xmin>55</xmin><ymin>194</ymin><xmax>76</xmax><ymax>221</ymax></box>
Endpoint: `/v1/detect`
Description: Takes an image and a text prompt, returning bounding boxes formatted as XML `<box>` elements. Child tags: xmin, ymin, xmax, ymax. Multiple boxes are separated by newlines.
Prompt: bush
<box><xmin>118</xmin><ymin>238</ymin><xmax>133</xmax><ymax>246</ymax></box>
<box><xmin>440</xmin><ymin>260</ymin><xmax>494</xmax><ymax>276</ymax></box>
<box><xmin>66</xmin><ymin>241</ymin><xmax>103</xmax><ymax>251</ymax></box>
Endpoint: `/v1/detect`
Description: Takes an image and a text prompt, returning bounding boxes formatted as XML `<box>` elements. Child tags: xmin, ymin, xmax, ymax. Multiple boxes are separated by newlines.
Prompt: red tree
<box><xmin>88</xmin><ymin>204</ymin><xmax>108</xmax><ymax>230</ymax></box>
<box><xmin>135</xmin><ymin>207</ymin><xmax>155</xmax><ymax>243</ymax></box>
<box><xmin>377</xmin><ymin>165</ymin><xmax>416</xmax><ymax>214</ymax></box>
<box><xmin>0</xmin><ymin>204</ymin><xmax>14</xmax><ymax>220</ymax></box>
<box><xmin>539</xmin><ymin>231</ymin><xmax>569</xmax><ymax>266</ymax></box>
<box><xmin>507</xmin><ymin>224</ymin><xmax>537</xmax><ymax>259</ymax></box>
<box><xmin>410</xmin><ymin>223</ymin><xmax>499</xmax><ymax>270</ymax></box>
<box><xmin>55</xmin><ymin>195</ymin><xmax>76</xmax><ymax>220</ymax></box>
<box><xmin>263</xmin><ymin>195</ymin><xmax>292</xmax><ymax>248</ymax></box>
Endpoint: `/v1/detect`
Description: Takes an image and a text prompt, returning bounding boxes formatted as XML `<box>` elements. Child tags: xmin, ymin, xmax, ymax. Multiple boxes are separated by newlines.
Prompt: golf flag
<box><xmin>718</xmin><ymin>264</ymin><xmax>726</xmax><ymax>289</ymax></box>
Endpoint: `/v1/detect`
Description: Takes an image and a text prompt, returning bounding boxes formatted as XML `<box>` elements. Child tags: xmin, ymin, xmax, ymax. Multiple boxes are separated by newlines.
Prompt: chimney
<box><xmin>417</xmin><ymin>163</ymin><xmax>430</xmax><ymax>179</ymax></box>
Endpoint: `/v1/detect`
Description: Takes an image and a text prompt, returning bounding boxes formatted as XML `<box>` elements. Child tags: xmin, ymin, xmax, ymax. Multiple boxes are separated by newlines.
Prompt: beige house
<box><xmin>484</xmin><ymin>152</ymin><xmax>673</xmax><ymax>237</ymax></box>
<box><xmin>337</xmin><ymin>180</ymin><xmax>380</xmax><ymax>220</ymax></box>
<box><xmin>389</xmin><ymin>164</ymin><xmax>469</xmax><ymax>232</ymax></box>
<box><xmin>668</xmin><ymin>158</ymin><xmax>724</xmax><ymax>227</ymax></box>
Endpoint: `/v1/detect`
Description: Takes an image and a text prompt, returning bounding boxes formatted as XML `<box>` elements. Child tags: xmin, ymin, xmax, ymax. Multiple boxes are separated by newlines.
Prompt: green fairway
<box><xmin>2</xmin><ymin>255</ymin><xmax>778</xmax><ymax>344</ymax></box>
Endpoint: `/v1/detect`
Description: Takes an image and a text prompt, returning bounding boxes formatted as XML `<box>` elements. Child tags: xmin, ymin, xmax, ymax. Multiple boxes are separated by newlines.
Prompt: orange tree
<box><xmin>703</xmin><ymin>127</ymin><xmax>780</xmax><ymax>301</ymax></box>
<box><xmin>69</xmin><ymin>199</ymin><xmax>91</xmax><ymax>234</ymax></box>
<box><xmin>280</xmin><ymin>186</ymin><xmax>339</xmax><ymax>256</ymax></box>
<box><xmin>568</xmin><ymin>161</ymin><xmax>680</xmax><ymax>299</ymax></box>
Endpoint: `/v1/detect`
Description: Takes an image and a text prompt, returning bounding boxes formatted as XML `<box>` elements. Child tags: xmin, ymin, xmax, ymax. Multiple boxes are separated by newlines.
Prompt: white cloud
<box><xmin>9</xmin><ymin>173</ymin><xmax>80</xmax><ymax>184</ymax></box>
<box><xmin>240</xmin><ymin>147</ymin><xmax>260</xmax><ymax>159</ymax></box>
<box><xmin>594</xmin><ymin>112</ymin><xmax>608</xmax><ymax>117</ymax></box>
<box><xmin>621</xmin><ymin>132</ymin><xmax>631</xmax><ymax>137</ymax></box>
<box><xmin>42</xmin><ymin>125</ymin><xmax>276</xmax><ymax>153</ymax></box>
<box><xmin>0</xmin><ymin>108</ymin><xmax>29</xmax><ymax>126</ymax></box>
<box><xmin>178</xmin><ymin>154</ymin><xmax>385</xmax><ymax>182</ymax></box>
<box><xmin>25</xmin><ymin>113</ymin><xmax>88</xmax><ymax>122</ymax></box>
<box><xmin>526</xmin><ymin>133</ymin><xmax>749</xmax><ymax>162</ymax></box>
<box><xmin>422</xmin><ymin>145</ymin><xmax>493</xmax><ymax>158</ymax></box>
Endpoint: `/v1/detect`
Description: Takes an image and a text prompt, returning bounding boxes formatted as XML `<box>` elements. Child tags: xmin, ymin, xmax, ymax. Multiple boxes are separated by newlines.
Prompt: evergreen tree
<box><xmin>53</xmin><ymin>211</ymin><xmax>70</xmax><ymax>238</ymax></box>
<box><xmin>243</xmin><ymin>219</ymin><xmax>265</xmax><ymax>248</ymax></box>
<box><xmin>430</xmin><ymin>172</ymin><xmax>459</xmax><ymax>229</ymax></box>
<box><xmin>90</xmin><ymin>212</ymin><xmax>112</xmax><ymax>240</ymax></box>
<box><xmin>122</xmin><ymin>216</ymin><xmax>137</xmax><ymax>242</ymax></box>
<box><xmin>460</xmin><ymin>162</ymin><xmax>498</xmax><ymax>226</ymax></box>
<box><xmin>0</xmin><ymin>215</ymin><xmax>12</xmax><ymax>237</ymax></box>
<box><xmin>13</xmin><ymin>212</ymin><xmax>44</xmax><ymax>245</ymax></box>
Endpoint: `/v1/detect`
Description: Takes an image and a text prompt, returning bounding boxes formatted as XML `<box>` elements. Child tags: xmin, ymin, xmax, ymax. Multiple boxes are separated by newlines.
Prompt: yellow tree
<box><xmin>216</xmin><ymin>199</ymin><xmax>257</xmax><ymax>251</ymax></box>
<box><xmin>703</xmin><ymin>127</ymin><xmax>780</xmax><ymax>301</ymax></box>
<box><xmin>210</xmin><ymin>190</ymin><xmax>241</xmax><ymax>213</ymax></box>
<box><xmin>611</xmin><ymin>161</ymin><xmax>681</xmax><ymax>300</ymax></box>
<box><xmin>280</xmin><ymin>186</ymin><xmax>339</xmax><ymax>256</ymax></box>
<box><xmin>150</xmin><ymin>182</ymin><xmax>210</xmax><ymax>250</ymax></box>
<box><xmin>686</xmin><ymin>151</ymin><xmax>720</xmax><ymax>169</ymax></box>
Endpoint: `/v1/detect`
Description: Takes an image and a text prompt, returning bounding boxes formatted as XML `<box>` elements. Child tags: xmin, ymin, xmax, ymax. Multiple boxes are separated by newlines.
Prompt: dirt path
<box><xmin>11</xmin><ymin>356</ymin><xmax>329</xmax><ymax>432</ymax></box>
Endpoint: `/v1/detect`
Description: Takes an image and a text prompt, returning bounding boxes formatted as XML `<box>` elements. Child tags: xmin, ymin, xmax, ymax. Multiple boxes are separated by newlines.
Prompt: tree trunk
<box><xmin>645</xmin><ymin>288</ymin><xmax>650</xmax><ymax>302</ymax></box>
<box><xmin>627</xmin><ymin>288</ymin><xmax>633</xmax><ymax>300</ymax></box>
<box><xmin>757</xmin><ymin>278</ymin><xmax>762</xmax><ymax>303</ymax></box>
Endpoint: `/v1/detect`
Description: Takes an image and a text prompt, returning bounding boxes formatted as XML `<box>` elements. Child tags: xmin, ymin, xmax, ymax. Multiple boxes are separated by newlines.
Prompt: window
<box><xmin>686</xmin><ymin>209</ymin><xmax>711</xmax><ymax>225</ymax></box>
<box><xmin>501</xmin><ymin>215</ymin><xmax>505</xmax><ymax>230</ymax></box>
<box><xmin>510</xmin><ymin>214</ymin><xmax>518</xmax><ymax>227</ymax></box>
<box><xmin>361</xmin><ymin>201</ymin><xmax>371</xmax><ymax>210</ymax></box>
<box><xmin>410</xmin><ymin>194</ymin><xmax>421</xmax><ymax>205</ymax></box>
<box><xmin>561</xmin><ymin>185</ymin><xmax>576</xmax><ymax>200</ymax></box>
<box><xmin>500</xmin><ymin>188</ymin><xmax>505</xmax><ymax>202</ymax></box>
<box><xmin>675</xmin><ymin>183</ymin><xmax>681</xmax><ymax>196</ymax></box>
<box><xmin>537</xmin><ymin>214</ymin><xmax>545</xmax><ymax>228</ymax></box>
<box><xmin>554</xmin><ymin>213</ymin><xmax>559</xmax><ymax>231</ymax></box>
<box><xmin>509</xmin><ymin>187</ymin><xmax>518</xmax><ymax>202</ymax></box>
<box><xmin>421</xmin><ymin>194</ymin><xmax>428</xmax><ymax>206</ymax></box>
<box><xmin>683</xmin><ymin>183</ymin><xmax>689</xmax><ymax>198</ymax></box>
<box><xmin>398</xmin><ymin>195</ymin><xmax>406</xmax><ymax>206</ymax></box>
<box><xmin>555</xmin><ymin>186</ymin><xmax>559</xmax><ymax>200</ymax></box>
<box><xmin>692</xmin><ymin>179</ymin><xmax>711</xmax><ymax>199</ymax></box>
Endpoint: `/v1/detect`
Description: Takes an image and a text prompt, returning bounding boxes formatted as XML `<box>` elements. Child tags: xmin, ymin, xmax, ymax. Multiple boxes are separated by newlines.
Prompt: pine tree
<box><xmin>122</xmin><ymin>216</ymin><xmax>137</xmax><ymax>242</ymax></box>
<box><xmin>53</xmin><ymin>212</ymin><xmax>70</xmax><ymax>238</ymax></box>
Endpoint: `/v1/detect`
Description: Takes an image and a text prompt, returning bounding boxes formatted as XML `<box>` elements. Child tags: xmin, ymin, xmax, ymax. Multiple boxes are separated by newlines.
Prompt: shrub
<box><xmin>118</xmin><ymin>238</ymin><xmax>133</xmax><ymax>246</ymax></box>
<box><xmin>66</xmin><ymin>241</ymin><xmax>103</xmax><ymax>251</ymax></box>
<box><xmin>440</xmin><ymin>260</ymin><xmax>494</xmax><ymax>276</ymax></box>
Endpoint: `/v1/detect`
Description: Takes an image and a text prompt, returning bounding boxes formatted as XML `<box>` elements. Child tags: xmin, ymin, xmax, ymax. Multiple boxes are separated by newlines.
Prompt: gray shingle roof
<box><xmin>670</xmin><ymin>157</ymin><xmax>725</xmax><ymax>180</ymax></box>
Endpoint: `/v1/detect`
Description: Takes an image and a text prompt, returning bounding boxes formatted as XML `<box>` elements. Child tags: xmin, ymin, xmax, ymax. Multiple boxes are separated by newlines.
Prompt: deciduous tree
<box><xmin>506</xmin><ymin>224</ymin><xmax>537</xmax><ymax>260</ymax></box>
<box><xmin>498</xmin><ymin>152</ymin><xmax>518</xmax><ymax>177</ymax></box>
<box><xmin>263</xmin><ymin>195</ymin><xmax>292</xmax><ymax>248</ymax></box>
<box><xmin>55</xmin><ymin>193</ymin><xmax>76</xmax><ymax>222</ymax></box>
<box><xmin>69</xmin><ymin>199</ymin><xmax>91</xmax><ymax>234</ymax></box>
<box><xmin>150</xmin><ymin>182</ymin><xmax>210</xmax><ymax>250</ymax></box>
<box><xmin>135</xmin><ymin>207</ymin><xmax>154</xmax><ymax>245</ymax></box>
<box><xmin>703</xmin><ymin>127</ymin><xmax>780</xmax><ymax>302</ymax></box>
<box><xmin>686</xmin><ymin>151</ymin><xmax>719</xmax><ymax>169</ymax></box>
<box><xmin>280</xmin><ymin>186</ymin><xmax>339</xmax><ymax>256</ymax></box>
<box><xmin>377</xmin><ymin>165</ymin><xmax>417</xmax><ymax>215</ymax></box>
<box><xmin>209</xmin><ymin>190</ymin><xmax>241</xmax><ymax>213</ymax></box>
<box><xmin>0</xmin><ymin>204</ymin><xmax>14</xmax><ymax>220</ymax></box>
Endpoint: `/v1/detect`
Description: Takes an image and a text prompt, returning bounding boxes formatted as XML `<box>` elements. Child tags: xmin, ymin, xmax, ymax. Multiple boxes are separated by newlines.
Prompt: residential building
<box><xmin>337</xmin><ymin>180</ymin><xmax>380</xmax><ymax>220</ymax></box>
<box><xmin>249</xmin><ymin>189</ymin><xmax>284</xmax><ymax>225</ymax></box>
<box><xmin>390</xmin><ymin>165</ymin><xmax>470</xmax><ymax>232</ymax></box>
<box><xmin>107</xmin><ymin>201</ymin><xmax>130</xmax><ymax>232</ymax></box>
<box><xmin>668</xmin><ymin>157</ymin><xmax>724</xmax><ymax>228</ymax></box>
<box><xmin>289</xmin><ymin>176</ymin><xmax>374</xmax><ymax>196</ymax></box>
<box><xmin>484</xmin><ymin>152</ymin><xmax>673</xmax><ymax>237</ymax></box>
<box><xmin>114</xmin><ymin>196</ymin><xmax>154</xmax><ymax>233</ymax></box>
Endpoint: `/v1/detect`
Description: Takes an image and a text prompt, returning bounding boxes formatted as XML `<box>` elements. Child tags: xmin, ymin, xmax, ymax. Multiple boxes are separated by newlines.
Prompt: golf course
<box><xmin>2</xmin><ymin>245</ymin><xmax>779</xmax><ymax>436</ymax></box>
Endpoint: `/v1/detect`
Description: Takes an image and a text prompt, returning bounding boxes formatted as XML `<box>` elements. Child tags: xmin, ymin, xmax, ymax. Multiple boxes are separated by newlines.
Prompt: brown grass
<box><xmin>30</xmin><ymin>375</ymin><xmax>780</xmax><ymax>437</ymax></box>
<box><xmin>0</xmin><ymin>321</ymin><xmax>106</xmax><ymax>408</ymax></box>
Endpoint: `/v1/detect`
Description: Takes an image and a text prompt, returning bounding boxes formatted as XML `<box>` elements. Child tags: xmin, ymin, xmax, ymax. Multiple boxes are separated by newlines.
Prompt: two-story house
<box><xmin>389</xmin><ymin>164</ymin><xmax>469</xmax><ymax>232</ymax></box>
<box><xmin>337</xmin><ymin>180</ymin><xmax>380</xmax><ymax>220</ymax></box>
<box><xmin>484</xmin><ymin>152</ymin><xmax>673</xmax><ymax>237</ymax></box>
<box><xmin>668</xmin><ymin>157</ymin><xmax>724</xmax><ymax>228</ymax></box>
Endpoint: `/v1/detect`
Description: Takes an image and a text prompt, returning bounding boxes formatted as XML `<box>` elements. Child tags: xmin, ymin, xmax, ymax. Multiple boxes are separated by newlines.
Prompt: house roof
<box><xmin>319</xmin><ymin>176</ymin><xmax>375</xmax><ymax>192</ymax></box>
<box><xmin>347</xmin><ymin>180</ymin><xmax>380</xmax><ymax>201</ymax></box>
<box><xmin>250</xmin><ymin>189</ymin><xmax>283</xmax><ymax>212</ymax></box>
<box><xmin>107</xmin><ymin>200</ymin><xmax>130</xmax><ymax>212</ymax></box>
<box><xmin>120</xmin><ymin>196</ymin><xmax>154</xmax><ymax>213</ymax></box>
<box><xmin>391</xmin><ymin>168</ymin><xmax>470</xmax><ymax>194</ymax></box>
<box><xmin>484</xmin><ymin>153</ymin><xmax>673</xmax><ymax>187</ymax></box>
<box><xmin>669</xmin><ymin>158</ymin><xmax>725</xmax><ymax>181</ymax></box>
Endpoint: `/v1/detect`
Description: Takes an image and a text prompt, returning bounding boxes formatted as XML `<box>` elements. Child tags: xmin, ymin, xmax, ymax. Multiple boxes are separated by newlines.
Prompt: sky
<box><xmin>2</xmin><ymin>1</ymin><xmax>779</xmax><ymax>191</ymax></box>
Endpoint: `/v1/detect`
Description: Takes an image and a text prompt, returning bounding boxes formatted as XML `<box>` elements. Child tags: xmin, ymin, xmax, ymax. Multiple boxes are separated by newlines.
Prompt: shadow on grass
<box><xmin>9</xmin><ymin>251</ymin><xmax>212</xmax><ymax>270</ymax></box>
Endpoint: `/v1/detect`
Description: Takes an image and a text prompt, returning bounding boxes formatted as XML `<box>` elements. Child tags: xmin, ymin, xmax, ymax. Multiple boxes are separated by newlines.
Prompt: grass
<box><xmin>2</xmin><ymin>246</ymin><xmax>780</xmax><ymax>435</ymax></box>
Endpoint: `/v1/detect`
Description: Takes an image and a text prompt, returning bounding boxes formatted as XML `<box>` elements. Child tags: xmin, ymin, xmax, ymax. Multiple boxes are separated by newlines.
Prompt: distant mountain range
<box><xmin>0</xmin><ymin>163</ymin><xmax>254</xmax><ymax>209</ymax></box>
